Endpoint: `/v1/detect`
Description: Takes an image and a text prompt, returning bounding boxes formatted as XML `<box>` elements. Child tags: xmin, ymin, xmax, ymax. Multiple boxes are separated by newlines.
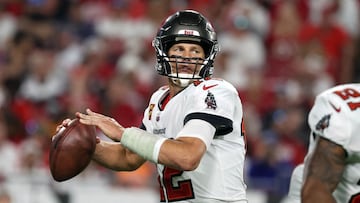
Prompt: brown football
<box><xmin>49</xmin><ymin>118</ymin><xmax>96</xmax><ymax>182</ymax></box>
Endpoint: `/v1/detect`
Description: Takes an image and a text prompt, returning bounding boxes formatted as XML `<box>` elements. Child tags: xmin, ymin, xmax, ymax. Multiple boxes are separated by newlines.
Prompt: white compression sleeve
<box><xmin>177</xmin><ymin>119</ymin><xmax>216</xmax><ymax>149</ymax></box>
<box><xmin>121</xmin><ymin>127</ymin><xmax>166</xmax><ymax>163</ymax></box>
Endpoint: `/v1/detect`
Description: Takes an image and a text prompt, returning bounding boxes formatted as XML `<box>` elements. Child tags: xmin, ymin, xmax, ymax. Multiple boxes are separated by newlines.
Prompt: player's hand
<box><xmin>56</xmin><ymin>118</ymin><xmax>72</xmax><ymax>132</ymax></box>
<box><xmin>76</xmin><ymin>108</ymin><xmax>125</xmax><ymax>142</ymax></box>
<box><xmin>55</xmin><ymin>118</ymin><xmax>101</xmax><ymax>144</ymax></box>
<box><xmin>53</xmin><ymin>118</ymin><xmax>72</xmax><ymax>141</ymax></box>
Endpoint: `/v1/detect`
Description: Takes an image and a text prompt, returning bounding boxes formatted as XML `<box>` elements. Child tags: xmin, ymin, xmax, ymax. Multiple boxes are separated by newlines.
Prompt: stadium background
<box><xmin>0</xmin><ymin>0</ymin><xmax>359</xmax><ymax>202</ymax></box>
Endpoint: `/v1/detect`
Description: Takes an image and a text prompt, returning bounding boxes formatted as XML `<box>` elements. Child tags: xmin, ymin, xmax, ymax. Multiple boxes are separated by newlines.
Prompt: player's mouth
<box><xmin>177</xmin><ymin>66</ymin><xmax>194</xmax><ymax>74</ymax></box>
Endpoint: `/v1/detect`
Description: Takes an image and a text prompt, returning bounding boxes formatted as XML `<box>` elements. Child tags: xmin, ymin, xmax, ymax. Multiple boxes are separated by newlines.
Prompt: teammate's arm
<box><xmin>301</xmin><ymin>136</ymin><xmax>346</xmax><ymax>203</ymax></box>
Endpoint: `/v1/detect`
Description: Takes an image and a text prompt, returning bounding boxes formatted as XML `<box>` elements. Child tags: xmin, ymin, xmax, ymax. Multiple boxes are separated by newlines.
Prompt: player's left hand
<box><xmin>76</xmin><ymin>108</ymin><xmax>125</xmax><ymax>142</ymax></box>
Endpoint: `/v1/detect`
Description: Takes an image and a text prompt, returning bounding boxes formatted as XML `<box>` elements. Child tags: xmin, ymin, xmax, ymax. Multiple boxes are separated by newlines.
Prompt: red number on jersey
<box><xmin>159</xmin><ymin>167</ymin><xmax>194</xmax><ymax>202</ymax></box>
<box><xmin>333</xmin><ymin>88</ymin><xmax>360</xmax><ymax>111</ymax></box>
<box><xmin>349</xmin><ymin>192</ymin><xmax>360</xmax><ymax>203</ymax></box>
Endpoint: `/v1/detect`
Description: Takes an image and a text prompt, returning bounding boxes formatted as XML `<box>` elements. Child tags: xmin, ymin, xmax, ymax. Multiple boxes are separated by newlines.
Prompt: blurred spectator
<box><xmin>227</xmin><ymin>0</ymin><xmax>270</xmax><ymax>38</ymax></box>
<box><xmin>298</xmin><ymin>0</ymin><xmax>354</xmax><ymax>84</ymax></box>
<box><xmin>249</xmin><ymin>106</ymin><xmax>307</xmax><ymax>203</ymax></box>
<box><xmin>17</xmin><ymin>137</ymin><xmax>46</xmax><ymax>175</ymax></box>
<box><xmin>59</xmin><ymin>2</ymin><xmax>96</xmax><ymax>40</ymax></box>
<box><xmin>0</xmin><ymin>5</ymin><xmax>18</xmax><ymax>53</ymax></box>
<box><xmin>65</xmin><ymin>56</ymin><xmax>101</xmax><ymax>115</ymax></box>
<box><xmin>216</xmin><ymin>1</ymin><xmax>266</xmax><ymax>91</ymax></box>
<box><xmin>145</xmin><ymin>0</ymin><xmax>171</xmax><ymax>25</ymax></box>
<box><xmin>53</xmin><ymin>27</ymin><xmax>84</xmax><ymax>73</ymax></box>
<box><xmin>291</xmin><ymin>38</ymin><xmax>334</xmax><ymax>103</ymax></box>
<box><xmin>7</xmin><ymin>136</ymin><xmax>58</xmax><ymax>203</ymax></box>
<box><xmin>115</xmin><ymin>44</ymin><xmax>164</xmax><ymax>102</ymax></box>
<box><xmin>265</xmin><ymin>0</ymin><xmax>303</xmax><ymax>80</ymax></box>
<box><xmin>17</xmin><ymin>49</ymin><xmax>67</xmax><ymax>102</ymax></box>
<box><xmin>0</xmin><ymin>187</ymin><xmax>11</xmax><ymax>203</ymax></box>
<box><xmin>24</xmin><ymin>0</ymin><xmax>60</xmax><ymax>19</ymax></box>
<box><xmin>94</xmin><ymin>1</ymin><xmax>156</xmax><ymax>56</ymax></box>
<box><xmin>0</xmin><ymin>75</ymin><xmax>6</xmax><ymax>110</ymax></box>
<box><xmin>0</xmin><ymin>120</ymin><xmax>19</xmax><ymax>182</ymax></box>
<box><xmin>308</xmin><ymin>0</ymin><xmax>360</xmax><ymax>38</ymax></box>
<box><xmin>3</xmin><ymin>30</ymin><xmax>35</xmax><ymax>100</ymax></box>
<box><xmin>335</xmin><ymin>0</ymin><xmax>360</xmax><ymax>38</ymax></box>
<box><xmin>101</xmin><ymin>73</ymin><xmax>143</xmax><ymax>128</ymax></box>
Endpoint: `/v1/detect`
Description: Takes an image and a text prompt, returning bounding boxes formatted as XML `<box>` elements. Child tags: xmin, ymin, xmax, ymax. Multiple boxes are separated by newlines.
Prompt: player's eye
<box><xmin>191</xmin><ymin>49</ymin><xmax>201</xmax><ymax>54</ymax></box>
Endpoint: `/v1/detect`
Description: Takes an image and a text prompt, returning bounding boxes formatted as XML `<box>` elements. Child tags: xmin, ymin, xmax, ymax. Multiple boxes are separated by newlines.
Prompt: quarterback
<box><xmin>56</xmin><ymin>10</ymin><xmax>247</xmax><ymax>202</ymax></box>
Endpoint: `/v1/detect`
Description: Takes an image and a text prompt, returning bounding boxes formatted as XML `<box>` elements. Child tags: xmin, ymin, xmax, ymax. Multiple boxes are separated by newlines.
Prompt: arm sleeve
<box><xmin>183</xmin><ymin>81</ymin><xmax>239</xmax><ymax>136</ymax></box>
<box><xmin>176</xmin><ymin>119</ymin><xmax>216</xmax><ymax>149</ymax></box>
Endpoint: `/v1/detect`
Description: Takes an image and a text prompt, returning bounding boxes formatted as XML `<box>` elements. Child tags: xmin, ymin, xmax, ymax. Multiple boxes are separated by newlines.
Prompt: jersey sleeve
<box><xmin>308</xmin><ymin>93</ymin><xmax>351</xmax><ymax>146</ymax></box>
<box><xmin>141</xmin><ymin>86</ymin><xmax>168</xmax><ymax>133</ymax></box>
<box><xmin>176</xmin><ymin>119</ymin><xmax>216</xmax><ymax>149</ymax></box>
<box><xmin>184</xmin><ymin>80</ymin><xmax>241</xmax><ymax>136</ymax></box>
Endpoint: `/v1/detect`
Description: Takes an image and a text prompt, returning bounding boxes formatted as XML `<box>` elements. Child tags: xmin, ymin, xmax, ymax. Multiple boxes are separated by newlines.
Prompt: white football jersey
<box><xmin>142</xmin><ymin>78</ymin><xmax>247</xmax><ymax>202</ymax></box>
<box><xmin>286</xmin><ymin>83</ymin><xmax>360</xmax><ymax>203</ymax></box>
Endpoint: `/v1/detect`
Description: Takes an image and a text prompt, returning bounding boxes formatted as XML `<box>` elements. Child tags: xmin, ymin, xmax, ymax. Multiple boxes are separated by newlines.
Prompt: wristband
<box><xmin>121</xmin><ymin>127</ymin><xmax>166</xmax><ymax>163</ymax></box>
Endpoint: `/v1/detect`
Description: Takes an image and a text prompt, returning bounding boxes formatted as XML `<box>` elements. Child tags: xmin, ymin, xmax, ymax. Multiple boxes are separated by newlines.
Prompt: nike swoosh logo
<box><xmin>203</xmin><ymin>84</ymin><xmax>218</xmax><ymax>90</ymax></box>
<box><xmin>329</xmin><ymin>101</ymin><xmax>341</xmax><ymax>112</ymax></box>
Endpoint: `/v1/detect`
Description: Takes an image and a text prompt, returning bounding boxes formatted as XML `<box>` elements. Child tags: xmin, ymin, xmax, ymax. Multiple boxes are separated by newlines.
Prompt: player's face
<box><xmin>168</xmin><ymin>43</ymin><xmax>205</xmax><ymax>76</ymax></box>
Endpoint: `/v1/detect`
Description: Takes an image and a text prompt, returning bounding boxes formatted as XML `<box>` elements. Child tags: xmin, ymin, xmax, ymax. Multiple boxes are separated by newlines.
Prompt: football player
<box><xmin>284</xmin><ymin>84</ymin><xmax>360</xmax><ymax>203</ymax></box>
<box><xmin>57</xmin><ymin>10</ymin><xmax>247</xmax><ymax>202</ymax></box>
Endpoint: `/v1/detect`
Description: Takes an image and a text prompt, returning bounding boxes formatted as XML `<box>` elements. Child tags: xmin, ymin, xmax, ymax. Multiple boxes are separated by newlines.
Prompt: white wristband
<box><xmin>121</xmin><ymin>127</ymin><xmax>166</xmax><ymax>163</ymax></box>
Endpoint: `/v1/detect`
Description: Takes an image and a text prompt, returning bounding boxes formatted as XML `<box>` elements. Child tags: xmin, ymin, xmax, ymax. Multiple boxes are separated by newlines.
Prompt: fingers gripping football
<box><xmin>76</xmin><ymin>108</ymin><xmax>125</xmax><ymax>142</ymax></box>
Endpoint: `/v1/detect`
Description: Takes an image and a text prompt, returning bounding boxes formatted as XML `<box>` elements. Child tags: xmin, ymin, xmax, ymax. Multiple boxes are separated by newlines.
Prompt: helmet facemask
<box><xmin>167</xmin><ymin>55</ymin><xmax>205</xmax><ymax>87</ymax></box>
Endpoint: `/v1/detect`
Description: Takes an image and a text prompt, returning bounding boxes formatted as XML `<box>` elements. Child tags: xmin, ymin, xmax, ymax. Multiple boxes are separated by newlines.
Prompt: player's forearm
<box><xmin>158</xmin><ymin>137</ymin><xmax>206</xmax><ymax>171</ymax></box>
<box><xmin>301</xmin><ymin>137</ymin><xmax>345</xmax><ymax>203</ymax></box>
<box><xmin>301</xmin><ymin>185</ymin><xmax>336</xmax><ymax>203</ymax></box>
<box><xmin>93</xmin><ymin>140</ymin><xmax>145</xmax><ymax>171</ymax></box>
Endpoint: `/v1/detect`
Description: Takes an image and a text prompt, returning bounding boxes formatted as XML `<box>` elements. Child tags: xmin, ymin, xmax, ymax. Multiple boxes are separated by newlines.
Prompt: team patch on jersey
<box><xmin>205</xmin><ymin>91</ymin><xmax>217</xmax><ymax>110</ymax></box>
<box><xmin>148</xmin><ymin>104</ymin><xmax>155</xmax><ymax>120</ymax></box>
<box><xmin>315</xmin><ymin>114</ymin><xmax>331</xmax><ymax>132</ymax></box>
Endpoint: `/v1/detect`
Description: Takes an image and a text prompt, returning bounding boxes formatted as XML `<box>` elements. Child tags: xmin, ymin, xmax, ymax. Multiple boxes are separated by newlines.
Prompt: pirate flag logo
<box><xmin>315</xmin><ymin>114</ymin><xmax>331</xmax><ymax>132</ymax></box>
<box><xmin>205</xmin><ymin>91</ymin><xmax>217</xmax><ymax>110</ymax></box>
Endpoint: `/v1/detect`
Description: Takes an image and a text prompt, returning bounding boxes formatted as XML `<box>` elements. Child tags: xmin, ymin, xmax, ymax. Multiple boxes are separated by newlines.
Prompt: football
<box><xmin>49</xmin><ymin>118</ymin><xmax>96</xmax><ymax>182</ymax></box>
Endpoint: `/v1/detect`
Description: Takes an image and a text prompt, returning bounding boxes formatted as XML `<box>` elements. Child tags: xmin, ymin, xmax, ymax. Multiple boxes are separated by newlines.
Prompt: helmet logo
<box><xmin>178</xmin><ymin>29</ymin><xmax>200</xmax><ymax>36</ymax></box>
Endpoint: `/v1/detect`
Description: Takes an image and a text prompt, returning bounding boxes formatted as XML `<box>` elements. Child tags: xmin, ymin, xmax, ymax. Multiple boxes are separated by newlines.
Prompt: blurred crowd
<box><xmin>0</xmin><ymin>0</ymin><xmax>359</xmax><ymax>203</ymax></box>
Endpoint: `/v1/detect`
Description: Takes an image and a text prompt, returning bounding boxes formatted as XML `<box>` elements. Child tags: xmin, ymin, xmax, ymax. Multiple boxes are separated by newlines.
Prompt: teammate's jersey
<box><xmin>285</xmin><ymin>83</ymin><xmax>360</xmax><ymax>203</ymax></box>
<box><xmin>141</xmin><ymin>78</ymin><xmax>247</xmax><ymax>203</ymax></box>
